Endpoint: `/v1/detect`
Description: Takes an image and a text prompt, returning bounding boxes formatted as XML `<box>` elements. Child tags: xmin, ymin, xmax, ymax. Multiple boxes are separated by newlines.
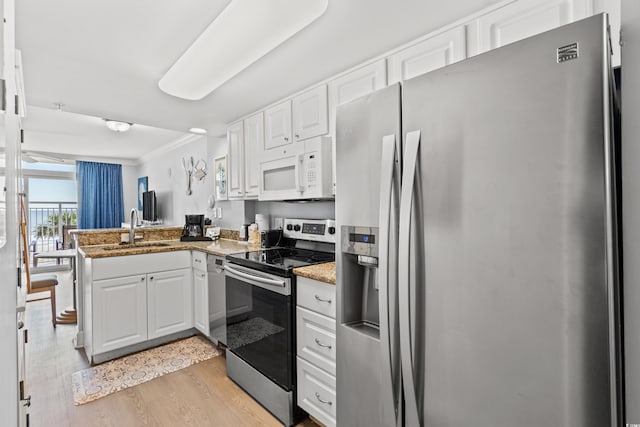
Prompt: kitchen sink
<box><xmin>102</xmin><ymin>242</ymin><xmax>172</xmax><ymax>251</ymax></box>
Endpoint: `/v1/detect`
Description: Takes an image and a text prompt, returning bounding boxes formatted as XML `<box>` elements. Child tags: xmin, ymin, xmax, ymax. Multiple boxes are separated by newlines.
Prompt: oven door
<box><xmin>224</xmin><ymin>262</ymin><xmax>294</xmax><ymax>390</ymax></box>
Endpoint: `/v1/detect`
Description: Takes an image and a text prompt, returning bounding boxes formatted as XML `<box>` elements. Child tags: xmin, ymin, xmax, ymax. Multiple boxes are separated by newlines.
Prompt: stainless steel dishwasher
<box><xmin>207</xmin><ymin>255</ymin><xmax>226</xmax><ymax>345</ymax></box>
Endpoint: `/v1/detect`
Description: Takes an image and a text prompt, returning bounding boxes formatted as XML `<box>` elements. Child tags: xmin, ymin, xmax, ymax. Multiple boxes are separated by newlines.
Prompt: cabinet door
<box><xmin>328</xmin><ymin>60</ymin><xmax>387</xmax><ymax>194</ymax></box>
<box><xmin>387</xmin><ymin>26</ymin><xmax>466</xmax><ymax>85</ymax></box>
<box><xmin>93</xmin><ymin>275</ymin><xmax>147</xmax><ymax>354</ymax></box>
<box><xmin>227</xmin><ymin>121</ymin><xmax>245</xmax><ymax>199</ymax></box>
<box><xmin>243</xmin><ymin>112</ymin><xmax>263</xmax><ymax>199</ymax></box>
<box><xmin>471</xmin><ymin>0</ymin><xmax>592</xmax><ymax>55</ymax></box>
<box><xmin>293</xmin><ymin>85</ymin><xmax>328</xmax><ymax>142</ymax></box>
<box><xmin>147</xmin><ymin>268</ymin><xmax>193</xmax><ymax>340</ymax></box>
<box><xmin>193</xmin><ymin>270</ymin><xmax>209</xmax><ymax>336</ymax></box>
<box><xmin>264</xmin><ymin>100</ymin><xmax>292</xmax><ymax>150</ymax></box>
<box><xmin>328</xmin><ymin>60</ymin><xmax>387</xmax><ymax>138</ymax></box>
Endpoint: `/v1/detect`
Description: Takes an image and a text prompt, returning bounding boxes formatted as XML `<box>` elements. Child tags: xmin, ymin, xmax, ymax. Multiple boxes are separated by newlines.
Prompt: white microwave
<box><xmin>259</xmin><ymin>136</ymin><xmax>333</xmax><ymax>201</ymax></box>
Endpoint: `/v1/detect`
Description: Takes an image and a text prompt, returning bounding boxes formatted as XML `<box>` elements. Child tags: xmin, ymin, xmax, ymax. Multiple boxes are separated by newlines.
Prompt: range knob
<box><xmin>293</xmin><ymin>224</ymin><xmax>301</xmax><ymax>232</ymax></box>
<box><xmin>328</xmin><ymin>226</ymin><xmax>336</xmax><ymax>235</ymax></box>
<box><xmin>286</xmin><ymin>224</ymin><xmax>293</xmax><ymax>231</ymax></box>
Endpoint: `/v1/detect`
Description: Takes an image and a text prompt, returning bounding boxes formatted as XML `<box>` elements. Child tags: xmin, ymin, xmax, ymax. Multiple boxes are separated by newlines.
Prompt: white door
<box><xmin>147</xmin><ymin>268</ymin><xmax>193</xmax><ymax>340</ymax></box>
<box><xmin>293</xmin><ymin>85</ymin><xmax>328</xmax><ymax>142</ymax></box>
<box><xmin>227</xmin><ymin>121</ymin><xmax>245</xmax><ymax>199</ymax></box>
<box><xmin>243</xmin><ymin>112</ymin><xmax>263</xmax><ymax>198</ymax></box>
<box><xmin>265</xmin><ymin>100</ymin><xmax>292</xmax><ymax>150</ymax></box>
<box><xmin>93</xmin><ymin>275</ymin><xmax>147</xmax><ymax>354</ymax></box>
<box><xmin>470</xmin><ymin>0</ymin><xmax>592</xmax><ymax>55</ymax></box>
<box><xmin>328</xmin><ymin>60</ymin><xmax>387</xmax><ymax>193</ymax></box>
<box><xmin>387</xmin><ymin>26</ymin><xmax>466</xmax><ymax>84</ymax></box>
<box><xmin>193</xmin><ymin>269</ymin><xmax>209</xmax><ymax>336</ymax></box>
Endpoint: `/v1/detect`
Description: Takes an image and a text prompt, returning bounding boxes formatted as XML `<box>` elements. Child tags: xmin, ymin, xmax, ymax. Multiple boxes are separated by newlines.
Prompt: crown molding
<box><xmin>137</xmin><ymin>133</ymin><xmax>204</xmax><ymax>164</ymax></box>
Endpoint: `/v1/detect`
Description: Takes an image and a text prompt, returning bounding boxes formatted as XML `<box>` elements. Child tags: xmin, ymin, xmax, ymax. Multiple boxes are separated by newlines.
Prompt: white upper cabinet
<box><xmin>265</xmin><ymin>100</ymin><xmax>293</xmax><ymax>150</ymax></box>
<box><xmin>387</xmin><ymin>26</ymin><xmax>467</xmax><ymax>85</ymax></box>
<box><xmin>328</xmin><ymin>60</ymin><xmax>387</xmax><ymax>138</ymax></box>
<box><xmin>227</xmin><ymin>121</ymin><xmax>245</xmax><ymax>199</ymax></box>
<box><xmin>243</xmin><ymin>112</ymin><xmax>263</xmax><ymax>199</ymax></box>
<box><xmin>469</xmin><ymin>0</ymin><xmax>593</xmax><ymax>56</ymax></box>
<box><xmin>292</xmin><ymin>85</ymin><xmax>328</xmax><ymax>142</ymax></box>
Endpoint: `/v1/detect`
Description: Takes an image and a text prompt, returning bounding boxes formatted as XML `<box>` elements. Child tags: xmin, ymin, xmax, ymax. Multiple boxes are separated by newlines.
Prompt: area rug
<box><xmin>71</xmin><ymin>335</ymin><xmax>220</xmax><ymax>405</ymax></box>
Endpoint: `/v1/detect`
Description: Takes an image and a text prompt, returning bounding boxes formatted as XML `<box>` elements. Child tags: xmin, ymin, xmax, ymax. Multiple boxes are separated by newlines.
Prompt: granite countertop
<box><xmin>78</xmin><ymin>239</ymin><xmax>261</xmax><ymax>259</ymax></box>
<box><xmin>293</xmin><ymin>261</ymin><xmax>336</xmax><ymax>285</ymax></box>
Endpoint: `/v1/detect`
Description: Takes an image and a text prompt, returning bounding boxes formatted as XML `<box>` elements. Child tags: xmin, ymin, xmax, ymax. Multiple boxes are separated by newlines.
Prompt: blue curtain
<box><xmin>76</xmin><ymin>161</ymin><xmax>124</xmax><ymax>229</ymax></box>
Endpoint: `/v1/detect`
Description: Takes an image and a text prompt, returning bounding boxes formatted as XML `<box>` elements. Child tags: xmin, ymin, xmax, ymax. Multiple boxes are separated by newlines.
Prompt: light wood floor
<box><xmin>25</xmin><ymin>270</ymin><xmax>317</xmax><ymax>427</ymax></box>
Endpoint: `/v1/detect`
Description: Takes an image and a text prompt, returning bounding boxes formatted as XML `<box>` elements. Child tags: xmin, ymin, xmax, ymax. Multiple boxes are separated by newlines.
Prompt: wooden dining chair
<box><xmin>29</xmin><ymin>274</ymin><xmax>59</xmax><ymax>327</ymax></box>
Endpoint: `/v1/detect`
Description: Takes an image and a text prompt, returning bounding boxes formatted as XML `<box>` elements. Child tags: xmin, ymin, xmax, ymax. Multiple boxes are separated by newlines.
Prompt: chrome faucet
<box><xmin>129</xmin><ymin>208</ymin><xmax>139</xmax><ymax>244</ymax></box>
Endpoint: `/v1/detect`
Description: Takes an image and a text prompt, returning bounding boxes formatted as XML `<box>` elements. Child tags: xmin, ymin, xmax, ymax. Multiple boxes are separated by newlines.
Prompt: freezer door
<box><xmin>336</xmin><ymin>84</ymin><xmax>403</xmax><ymax>427</ymax></box>
<box><xmin>401</xmin><ymin>14</ymin><xmax>619</xmax><ymax>427</ymax></box>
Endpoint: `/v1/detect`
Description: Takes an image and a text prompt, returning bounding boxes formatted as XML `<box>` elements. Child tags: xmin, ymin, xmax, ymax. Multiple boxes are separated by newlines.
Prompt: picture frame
<box><xmin>213</xmin><ymin>156</ymin><xmax>228</xmax><ymax>201</ymax></box>
<box><xmin>137</xmin><ymin>176</ymin><xmax>148</xmax><ymax>211</ymax></box>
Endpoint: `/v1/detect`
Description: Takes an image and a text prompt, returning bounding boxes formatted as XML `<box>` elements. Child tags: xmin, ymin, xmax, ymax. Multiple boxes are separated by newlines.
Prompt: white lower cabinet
<box><xmin>147</xmin><ymin>268</ymin><xmax>193</xmax><ymax>340</ymax></box>
<box><xmin>297</xmin><ymin>357</ymin><xmax>337</xmax><ymax>427</ymax></box>
<box><xmin>86</xmin><ymin>251</ymin><xmax>193</xmax><ymax>360</ymax></box>
<box><xmin>296</xmin><ymin>276</ymin><xmax>336</xmax><ymax>427</ymax></box>
<box><xmin>93</xmin><ymin>274</ymin><xmax>148</xmax><ymax>354</ymax></box>
<box><xmin>193</xmin><ymin>257</ymin><xmax>209</xmax><ymax>336</ymax></box>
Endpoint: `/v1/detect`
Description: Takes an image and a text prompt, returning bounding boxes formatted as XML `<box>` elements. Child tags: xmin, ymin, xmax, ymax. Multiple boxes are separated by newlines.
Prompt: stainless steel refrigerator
<box><xmin>335</xmin><ymin>13</ymin><xmax>622</xmax><ymax>427</ymax></box>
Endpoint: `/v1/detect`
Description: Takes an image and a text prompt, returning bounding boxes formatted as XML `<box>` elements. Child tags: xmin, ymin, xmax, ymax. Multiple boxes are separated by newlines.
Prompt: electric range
<box><xmin>224</xmin><ymin>218</ymin><xmax>335</xmax><ymax>427</ymax></box>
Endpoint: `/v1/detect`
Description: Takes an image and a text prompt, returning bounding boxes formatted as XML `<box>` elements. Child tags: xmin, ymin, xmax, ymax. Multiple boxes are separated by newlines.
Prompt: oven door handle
<box><xmin>224</xmin><ymin>264</ymin><xmax>287</xmax><ymax>288</ymax></box>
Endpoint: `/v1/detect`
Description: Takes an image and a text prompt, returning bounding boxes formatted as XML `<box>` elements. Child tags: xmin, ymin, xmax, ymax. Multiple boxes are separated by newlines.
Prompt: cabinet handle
<box><xmin>315</xmin><ymin>392</ymin><xmax>332</xmax><ymax>406</ymax></box>
<box><xmin>149</xmin><ymin>276</ymin><xmax>154</xmax><ymax>280</ymax></box>
<box><xmin>315</xmin><ymin>338</ymin><xmax>332</xmax><ymax>349</ymax></box>
<box><xmin>195</xmin><ymin>258</ymin><xmax>201</xmax><ymax>263</ymax></box>
<box><xmin>140</xmin><ymin>276</ymin><xmax>145</xmax><ymax>282</ymax></box>
<box><xmin>284</xmin><ymin>137</ymin><xmax>289</xmax><ymax>141</ymax></box>
<box><xmin>295</xmin><ymin>133</ymin><xmax>300</xmax><ymax>138</ymax></box>
<box><xmin>314</xmin><ymin>295</ymin><xmax>332</xmax><ymax>303</ymax></box>
<box><xmin>22</xmin><ymin>395</ymin><xmax>31</xmax><ymax>407</ymax></box>
<box><xmin>201</xmin><ymin>273</ymin><xmax>206</xmax><ymax>279</ymax></box>
<box><xmin>17</xmin><ymin>320</ymin><xmax>24</xmax><ymax>330</ymax></box>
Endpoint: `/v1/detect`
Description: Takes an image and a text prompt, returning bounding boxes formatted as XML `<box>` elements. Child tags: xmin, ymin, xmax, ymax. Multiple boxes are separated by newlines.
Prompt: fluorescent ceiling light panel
<box><xmin>159</xmin><ymin>0</ymin><xmax>329</xmax><ymax>100</ymax></box>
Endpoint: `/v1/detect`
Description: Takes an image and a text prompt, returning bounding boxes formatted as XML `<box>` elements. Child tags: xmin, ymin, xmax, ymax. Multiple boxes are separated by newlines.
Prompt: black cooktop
<box><xmin>226</xmin><ymin>247</ymin><xmax>335</xmax><ymax>276</ymax></box>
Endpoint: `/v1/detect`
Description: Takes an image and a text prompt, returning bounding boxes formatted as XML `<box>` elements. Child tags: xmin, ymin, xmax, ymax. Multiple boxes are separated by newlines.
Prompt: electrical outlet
<box><xmin>274</xmin><ymin>217</ymin><xmax>283</xmax><ymax>229</ymax></box>
<box><xmin>216</xmin><ymin>207</ymin><xmax>222</xmax><ymax>219</ymax></box>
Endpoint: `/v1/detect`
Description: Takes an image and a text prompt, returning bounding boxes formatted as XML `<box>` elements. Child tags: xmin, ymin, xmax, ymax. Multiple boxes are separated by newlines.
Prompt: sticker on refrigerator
<box><xmin>557</xmin><ymin>43</ymin><xmax>579</xmax><ymax>63</ymax></box>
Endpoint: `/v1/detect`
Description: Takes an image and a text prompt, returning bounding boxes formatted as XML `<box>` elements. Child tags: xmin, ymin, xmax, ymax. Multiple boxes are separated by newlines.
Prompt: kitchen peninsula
<box><xmin>72</xmin><ymin>226</ymin><xmax>260</xmax><ymax>364</ymax></box>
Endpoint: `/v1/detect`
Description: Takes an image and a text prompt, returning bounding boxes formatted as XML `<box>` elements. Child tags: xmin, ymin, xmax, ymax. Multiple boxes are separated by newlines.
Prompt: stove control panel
<box><xmin>283</xmin><ymin>218</ymin><xmax>336</xmax><ymax>243</ymax></box>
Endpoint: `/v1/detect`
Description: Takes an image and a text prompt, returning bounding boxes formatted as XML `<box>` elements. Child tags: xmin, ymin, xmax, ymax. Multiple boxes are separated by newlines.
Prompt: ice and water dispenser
<box><xmin>340</xmin><ymin>225</ymin><xmax>380</xmax><ymax>337</ymax></box>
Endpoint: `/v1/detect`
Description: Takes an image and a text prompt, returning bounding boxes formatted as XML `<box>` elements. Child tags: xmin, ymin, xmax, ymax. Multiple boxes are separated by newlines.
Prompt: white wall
<box><xmin>121</xmin><ymin>164</ymin><xmax>139</xmax><ymax>218</ymax></box>
<box><xmin>622</xmin><ymin>0</ymin><xmax>640</xmax><ymax>420</ymax></box>
<box><xmin>136</xmin><ymin>134</ymin><xmax>213</xmax><ymax>226</ymax></box>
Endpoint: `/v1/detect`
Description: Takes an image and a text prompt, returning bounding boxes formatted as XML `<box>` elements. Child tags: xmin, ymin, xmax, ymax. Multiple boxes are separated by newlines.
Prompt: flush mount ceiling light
<box><xmin>104</xmin><ymin>119</ymin><xmax>133</xmax><ymax>133</ymax></box>
<box><xmin>159</xmin><ymin>0</ymin><xmax>329</xmax><ymax>100</ymax></box>
<box><xmin>189</xmin><ymin>127</ymin><xmax>207</xmax><ymax>135</ymax></box>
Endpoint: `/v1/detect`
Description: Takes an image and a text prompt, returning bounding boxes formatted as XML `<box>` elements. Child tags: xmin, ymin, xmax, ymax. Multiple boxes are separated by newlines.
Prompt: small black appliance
<box><xmin>180</xmin><ymin>214</ymin><xmax>212</xmax><ymax>241</ymax></box>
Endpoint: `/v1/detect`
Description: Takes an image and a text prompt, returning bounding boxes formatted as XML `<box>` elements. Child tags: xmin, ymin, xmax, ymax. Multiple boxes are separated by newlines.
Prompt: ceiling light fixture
<box><xmin>189</xmin><ymin>127</ymin><xmax>207</xmax><ymax>135</ymax></box>
<box><xmin>158</xmin><ymin>0</ymin><xmax>328</xmax><ymax>101</ymax></box>
<box><xmin>104</xmin><ymin>119</ymin><xmax>133</xmax><ymax>133</ymax></box>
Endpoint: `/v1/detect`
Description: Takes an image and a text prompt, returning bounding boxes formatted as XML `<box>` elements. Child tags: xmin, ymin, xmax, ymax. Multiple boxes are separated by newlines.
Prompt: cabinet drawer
<box><xmin>192</xmin><ymin>251</ymin><xmax>207</xmax><ymax>271</ymax></box>
<box><xmin>297</xmin><ymin>276</ymin><xmax>336</xmax><ymax>319</ymax></box>
<box><xmin>296</xmin><ymin>307</ymin><xmax>336</xmax><ymax>375</ymax></box>
<box><xmin>297</xmin><ymin>357</ymin><xmax>336</xmax><ymax>427</ymax></box>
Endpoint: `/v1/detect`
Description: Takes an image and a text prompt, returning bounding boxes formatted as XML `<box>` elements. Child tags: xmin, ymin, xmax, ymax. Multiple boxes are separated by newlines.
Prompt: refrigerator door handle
<box><xmin>399</xmin><ymin>130</ymin><xmax>421</xmax><ymax>426</ymax></box>
<box><xmin>378</xmin><ymin>133</ymin><xmax>401</xmax><ymax>426</ymax></box>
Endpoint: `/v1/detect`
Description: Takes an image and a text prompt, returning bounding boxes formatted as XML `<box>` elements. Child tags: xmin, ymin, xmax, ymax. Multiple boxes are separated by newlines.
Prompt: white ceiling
<box><xmin>16</xmin><ymin>0</ymin><xmax>498</xmax><ymax>161</ymax></box>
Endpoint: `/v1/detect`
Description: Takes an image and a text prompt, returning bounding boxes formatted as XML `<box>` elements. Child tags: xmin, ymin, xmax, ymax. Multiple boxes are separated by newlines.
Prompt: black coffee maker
<box><xmin>180</xmin><ymin>214</ymin><xmax>212</xmax><ymax>241</ymax></box>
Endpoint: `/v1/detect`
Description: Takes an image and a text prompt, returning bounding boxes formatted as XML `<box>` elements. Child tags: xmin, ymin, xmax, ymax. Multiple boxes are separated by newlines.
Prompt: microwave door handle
<box><xmin>296</xmin><ymin>154</ymin><xmax>305</xmax><ymax>193</ymax></box>
<box><xmin>399</xmin><ymin>130</ymin><xmax>421</xmax><ymax>427</ymax></box>
<box><xmin>378</xmin><ymin>133</ymin><xmax>402</xmax><ymax>427</ymax></box>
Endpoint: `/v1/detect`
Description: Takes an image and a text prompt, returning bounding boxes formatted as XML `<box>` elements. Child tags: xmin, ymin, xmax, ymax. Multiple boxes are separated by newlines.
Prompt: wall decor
<box><xmin>214</xmin><ymin>156</ymin><xmax>227</xmax><ymax>200</ymax></box>
<box><xmin>182</xmin><ymin>157</ymin><xmax>194</xmax><ymax>195</ymax></box>
<box><xmin>137</xmin><ymin>176</ymin><xmax>148</xmax><ymax>210</ymax></box>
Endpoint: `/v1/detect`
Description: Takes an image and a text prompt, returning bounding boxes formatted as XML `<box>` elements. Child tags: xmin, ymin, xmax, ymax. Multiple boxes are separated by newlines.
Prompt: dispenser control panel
<box><xmin>341</xmin><ymin>225</ymin><xmax>379</xmax><ymax>257</ymax></box>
